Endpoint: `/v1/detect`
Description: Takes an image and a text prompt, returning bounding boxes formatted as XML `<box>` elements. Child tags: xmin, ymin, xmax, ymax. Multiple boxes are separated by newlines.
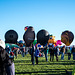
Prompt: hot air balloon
<box><xmin>56</xmin><ymin>40</ymin><xmax>62</xmax><ymax>46</ymax></box>
<box><xmin>23</xmin><ymin>26</ymin><xmax>35</xmax><ymax>47</ymax></box>
<box><xmin>37</xmin><ymin>29</ymin><xmax>49</xmax><ymax>46</ymax></box>
<box><xmin>48</xmin><ymin>35</ymin><xmax>56</xmax><ymax>44</ymax></box>
<box><xmin>61</xmin><ymin>30</ymin><xmax>74</xmax><ymax>46</ymax></box>
<box><xmin>5</xmin><ymin>30</ymin><xmax>18</xmax><ymax>44</ymax></box>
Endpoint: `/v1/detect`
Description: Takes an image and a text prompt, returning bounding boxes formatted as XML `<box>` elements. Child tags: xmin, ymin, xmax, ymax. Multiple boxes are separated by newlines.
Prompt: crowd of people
<box><xmin>0</xmin><ymin>39</ymin><xmax>75</xmax><ymax>75</ymax></box>
<box><xmin>28</xmin><ymin>43</ymin><xmax>75</xmax><ymax>64</ymax></box>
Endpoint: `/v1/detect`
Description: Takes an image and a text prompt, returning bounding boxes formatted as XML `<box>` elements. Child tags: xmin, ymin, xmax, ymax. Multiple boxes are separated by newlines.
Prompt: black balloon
<box><xmin>37</xmin><ymin>29</ymin><xmax>50</xmax><ymax>46</ymax></box>
<box><xmin>5</xmin><ymin>30</ymin><xmax>18</xmax><ymax>44</ymax></box>
<box><xmin>23</xmin><ymin>26</ymin><xmax>35</xmax><ymax>47</ymax></box>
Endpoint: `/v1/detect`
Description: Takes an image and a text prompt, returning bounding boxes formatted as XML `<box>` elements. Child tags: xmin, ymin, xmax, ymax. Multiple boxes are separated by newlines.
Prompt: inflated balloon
<box><xmin>61</xmin><ymin>30</ymin><xmax>74</xmax><ymax>46</ymax></box>
<box><xmin>48</xmin><ymin>35</ymin><xmax>56</xmax><ymax>44</ymax></box>
<box><xmin>37</xmin><ymin>29</ymin><xmax>49</xmax><ymax>46</ymax></box>
<box><xmin>23</xmin><ymin>26</ymin><xmax>35</xmax><ymax>47</ymax></box>
<box><xmin>56</xmin><ymin>40</ymin><xmax>62</xmax><ymax>46</ymax></box>
<box><xmin>5</xmin><ymin>30</ymin><xmax>18</xmax><ymax>44</ymax></box>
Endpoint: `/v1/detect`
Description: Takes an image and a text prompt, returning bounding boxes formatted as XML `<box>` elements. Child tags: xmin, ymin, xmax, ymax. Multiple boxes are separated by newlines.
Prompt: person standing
<box><xmin>0</xmin><ymin>39</ymin><xmax>8</xmax><ymax>75</ymax></box>
<box><xmin>66</xmin><ymin>47</ymin><xmax>71</xmax><ymax>60</ymax></box>
<box><xmin>0</xmin><ymin>39</ymin><xmax>15</xmax><ymax>75</ymax></box>
<box><xmin>6</xmin><ymin>51</ymin><xmax>15</xmax><ymax>75</ymax></box>
<box><xmin>54</xmin><ymin>46</ymin><xmax>59</xmax><ymax>61</ymax></box>
<box><xmin>19</xmin><ymin>44</ymin><xmax>25</xmax><ymax>57</ymax></box>
<box><xmin>31</xmin><ymin>44</ymin><xmax>35</xmax><ymax>65</ymax></box>
<box><xmin>35</xmin><ymin>46</ymin><xmax>40</xmax><ymax>64</ymax></box>
<box><xmin>72</xmin><ymin>45</ymin><xmax>75</xmax><ymax>60</ymax></box>
<box><xmin>61</xmin><ymin>45</ymin><xmax>65</xmax><ymax>60</ymax></box>
<box><xmin>44</xmin><ymin>45</ymin><xmax>49</xmax><ymax>62</ymax></box>
<box><xmin>49</xmin><ymin>44</ymin><xmax>54</xmax><ymax>61</ymax></box>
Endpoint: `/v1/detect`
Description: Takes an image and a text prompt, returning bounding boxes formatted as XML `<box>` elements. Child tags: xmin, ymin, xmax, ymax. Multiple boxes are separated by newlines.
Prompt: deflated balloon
<box><xmin>23</xmin><ymin>26</ymin><xmax>35</xmax><ymax>47</ymax></box>
<box><xmin>37</xmin><ymin>29</ymin><xmax>49</xmax><ymax>46</ymax></box>
<box><xmin>5</xmin><ymin>30</ymin><xmax>18</xmax><ymax>44</ymax></box>
<box><xmin>61</xmin><ymin>30</ymin><xmax>74</xmax><ymax>46</ymax></box>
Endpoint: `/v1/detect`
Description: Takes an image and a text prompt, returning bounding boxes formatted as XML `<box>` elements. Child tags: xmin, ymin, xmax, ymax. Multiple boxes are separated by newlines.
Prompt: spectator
<box><xmin>35</xmin><ymin>46</ymin><xmax>40</xmax><ymax>64</ymax></box>
<box><xmin>72</xmin><ymin>45</ymin><xmax>75</xmax><ymax>60</ymax></box>
<box><xmin>44</xmin><ymin>45</ymin><xmax>49</xmax><ymax>62</ymax></box>
<box><xmin>49</xmin><ymin>43</ymin><xmax>54</xmax><ymax>61</ymax></box>
<box><xmin>54</xmin><ymin>46</ymin><xmax>59</xmax><ymax>61</ymax></box>
<box><xmin>66</xmin><ymin>47</ymin><xmax>71</xmax><ymax>60</ymax></box>
<box><xmin>30</xmin><ymin>44</ymin><xmax>35</xmax><ymax>65</ymax></box>
<box><xmin>60</xmin><ymin>45</ymin><xmax>65</xmax><ymax>60</ymax></box>
<box><xmin>0</xmin><ymin>39</ymin><xmax>15</xmax><ymax>75</ymax></box>
<box><xmin>19</xmin><ymin>44</ymin><xmax>25</xmax><ymax>57</ymax></box>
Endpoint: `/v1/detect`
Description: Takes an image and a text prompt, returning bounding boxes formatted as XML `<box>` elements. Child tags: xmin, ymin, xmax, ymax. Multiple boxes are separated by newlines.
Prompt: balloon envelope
<box><xmin>37</xmin><ymin>29</ymin><xmax>49</xmax><ymax>46</ymax></box>
<box><xmin>48</xmin><ymin>35</ymin><xmax>56</xmax><ymax>44</ymax></box>
<box><xmin>61</xmin><ymin>30</ymin><xmax>74</xmax><ymax>46</ymax></box>
<box><xmin>5</xmin><ymin>30</ymin><xmax>18</xmax><ymax>44</ymax></box>
<box><xmin>23</xmin><ymin>26</ymin><xmax>35</xmax><ymax>47</ymax></box>
<box><xmin>56</xmin><ymin>40</ymin><xmax>62</xmax><ymax>46</ymax></box>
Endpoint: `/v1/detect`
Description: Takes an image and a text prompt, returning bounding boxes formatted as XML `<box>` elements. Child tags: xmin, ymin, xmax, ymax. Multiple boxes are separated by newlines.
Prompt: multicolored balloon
<box><xmin>24</xmin><ymin>26</ymin><xmax>29</xmax><ymax>31</ymax></box>
<box><xmin>23</xmin><ymin>26</ymin><xmax>35</xmax><ymax>47</ymax></box>
<box><xmin>37</xmin><ymin>29</ymin><xmax>49</xmax><ymax>46</ymax></box>
<box><xmin>48</xmin><ymin>35</ymin><xmax>56</xmax><ymax>44</ymax></box>
<box><xmin>61</xmin><ymin>30</ymin><xmax>74</xmax><ymax>46</ymax></box>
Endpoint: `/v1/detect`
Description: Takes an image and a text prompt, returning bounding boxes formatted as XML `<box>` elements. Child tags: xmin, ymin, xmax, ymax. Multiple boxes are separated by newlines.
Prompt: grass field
<box><xmin>14</xmin><ymin>54</ymin><xmax>75</xmax><ymax>75</ymax></box>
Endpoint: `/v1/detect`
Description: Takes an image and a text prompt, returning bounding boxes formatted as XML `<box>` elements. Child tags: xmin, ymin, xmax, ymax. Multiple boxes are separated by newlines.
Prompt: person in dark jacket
<box><xmin>49</xmin><ymin>44</ymin><xmax>54</xmax><ymax>61</ymax></box>
<box><xmin>0</xmin><ymin>39</ymin><xmax>9</xmax><ymax>75</ymax></box>
<box><xmin>72</xmin><ymin>45</ymin><xmax>75</xmax><ymax>60</ymax></box>
<box><xmin>54</xmin><ymin>46</ymin><xmax>59</xmax><ymax>61</ymax></box>
<box><xmin>0</xmin><ymin>39</ymin><xmax>15</xmax><ymax>75</ymax></box>
<box><xmin>44</xmin><ymin>45</ymin><xmax>49</xmax><ymax>62</ymax></box>
<box><xmin>30</xmin><ymin>44</ymin><xmax>35</xmax><ymax>65</ymax></box>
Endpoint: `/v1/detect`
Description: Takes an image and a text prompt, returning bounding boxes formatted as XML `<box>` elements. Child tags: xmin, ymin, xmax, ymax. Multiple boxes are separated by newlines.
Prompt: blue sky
<box><xmin>0</xmin><ymin>0</ymin><xmax>75</xmax><ymax>45</ymax></box>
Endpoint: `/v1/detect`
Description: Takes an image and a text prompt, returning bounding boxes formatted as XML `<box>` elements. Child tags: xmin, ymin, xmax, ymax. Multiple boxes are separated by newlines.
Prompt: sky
<box><xmin>0</xmin><ymin>0</ymin><xmax>75</xmax><ymax>45</ymax></box>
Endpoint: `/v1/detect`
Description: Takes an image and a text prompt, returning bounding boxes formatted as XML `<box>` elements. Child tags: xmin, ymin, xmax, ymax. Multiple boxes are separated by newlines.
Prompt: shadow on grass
<box><xmin>15</xmin><ymin>70</ymin><xmax>67</xmax><ymax>75</ymax></box>
<box><xmin>14</xmin><ymin>60</ymin><xmax>31</xmax><ymax>63</ymax></box>
<box><xmin>14</xmin><ymin>59</ymin><xmax>75</xmax><ymax>66</ymax></box>
<box><xmin>38</xmin><ymin>63</ymin><xmax>74</xmax><ymax>65</ymax></box>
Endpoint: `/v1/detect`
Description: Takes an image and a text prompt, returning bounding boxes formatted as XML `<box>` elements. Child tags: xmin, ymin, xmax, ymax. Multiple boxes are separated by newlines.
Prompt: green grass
<box><xmin>14</xmin><ymin>54</ymin><xmax>75</xmax><ymax>75</ymax></box>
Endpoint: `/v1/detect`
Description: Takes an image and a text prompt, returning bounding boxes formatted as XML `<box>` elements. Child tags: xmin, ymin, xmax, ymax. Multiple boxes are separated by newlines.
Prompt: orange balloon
<box><xmin>48</xmin><ymin>35</ymin><xmax>56</xmax><ymax>44</ymax></box>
